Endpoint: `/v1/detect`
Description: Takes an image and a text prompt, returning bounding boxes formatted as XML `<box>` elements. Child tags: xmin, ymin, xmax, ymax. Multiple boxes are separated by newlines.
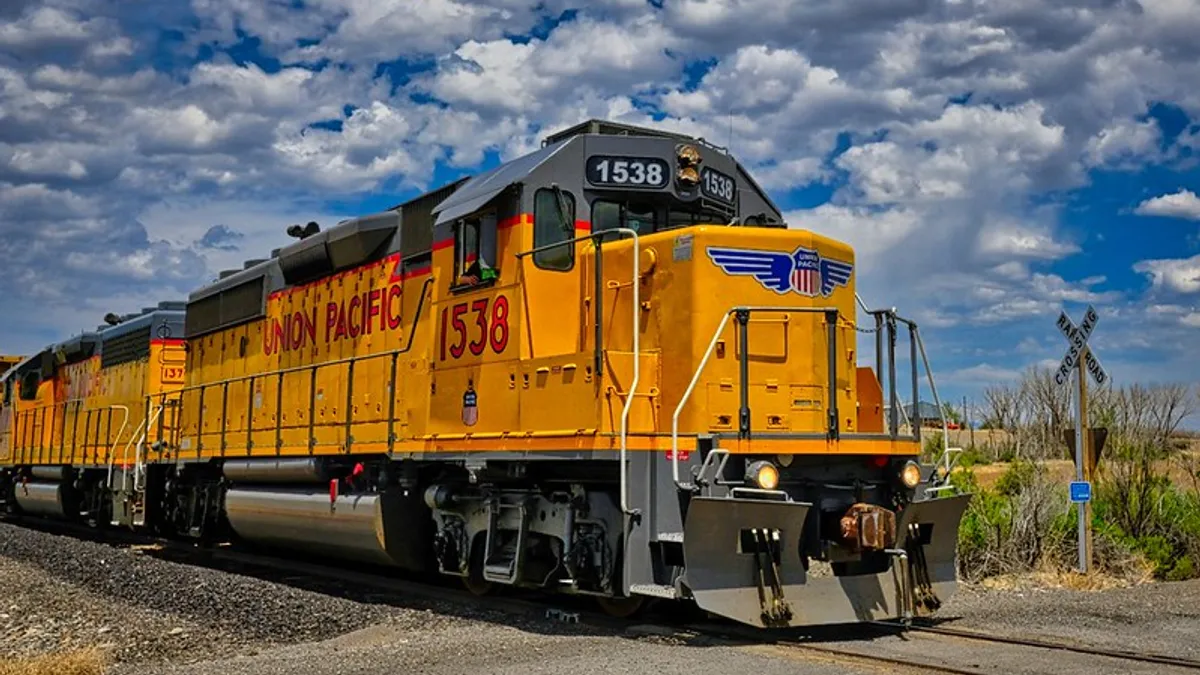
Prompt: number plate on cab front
<box><xmin>585</xmin><ymin>155</ymin><xmax>669</xmax><ymax>189</ymax></box>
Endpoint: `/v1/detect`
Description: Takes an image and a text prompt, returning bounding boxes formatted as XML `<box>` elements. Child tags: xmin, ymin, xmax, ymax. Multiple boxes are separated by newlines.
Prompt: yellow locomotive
<box><xmin>1</xmin><ymin>120</ymin><xmax>969</xmax><ymax>628</ymax></box>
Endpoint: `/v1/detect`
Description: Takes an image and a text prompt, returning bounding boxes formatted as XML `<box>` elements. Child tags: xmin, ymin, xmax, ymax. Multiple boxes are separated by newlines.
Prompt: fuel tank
<box><xmin>13</xmin><ymin>481</ymin><xmax>74</xmax><ymax>519</ymax></box>
<box><xmin>222</xmin><ymin>458</ymin><xmax>329</xmax><ymax>484</ymax></box>
<box><xmin>223</xmin><ymin>487</ymin><xmax>430</xmax><ymax>569</ymax></box>
<box><xmin>29</xmin><ymin>466</ymin><xmax>70</xmax><ymax>481</ymax></box>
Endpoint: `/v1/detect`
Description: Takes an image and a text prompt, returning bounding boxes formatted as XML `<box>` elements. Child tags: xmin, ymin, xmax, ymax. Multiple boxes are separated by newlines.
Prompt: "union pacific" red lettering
<box><xmin>264</xmin><ymin>284</ymin><xmax>403</xmax><ymax>356</ymax></box>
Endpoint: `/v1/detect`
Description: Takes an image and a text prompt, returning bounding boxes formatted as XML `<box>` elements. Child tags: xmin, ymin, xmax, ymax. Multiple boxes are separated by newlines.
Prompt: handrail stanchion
<box><xmin>274</xmin><ymin>371</ymin><xmax>284</xmax><ymax>455</ymax></box>
<box><xmin>220</xmin><ymin>381</ymin><xmax>229</xmax><ymax>456</ymax></box>
<box><xmin>825</xmin><ymin>309</ymin><xmax>840</xmax><ymax>439</ymax></box>
<box><xmin>387</xmin><ymin>352</ymin><xmax>399</xmax><ymax>456</ymax></box>
<box><xmin>344</xmin><ymin>360</ymin><xmax>355</xmax><ymax>453</ymax></box>
<box><xmin>671</xmin><ymin>311</ymin><xmax>734</xmax><ymax>489</ymax></box>
<box><xmin>736</xmin><ymin>309</ymin><xmax>751</xmax><ymax>439</ymax></box>
<box><xmin>887</xmin><ymin>314</ymin><xmax>898</xmax><ymax>437</ymax></box>
<box><xmin>909</xmin><ymin>321</ymin><xmax>920</xmax><ymax>443</ymax></box>
<box><xmin>246</xmin><ymin>377</ymin><xmax>255</xmax><ymax>454</ymax></box>
<box><xmin>611</xmin><ymin>228</ymin><xmax>640</xmax><ymax>517</ymax></box>
<box><xmin>104</xmin><ymin>405</ymin><xmax>130</xmax><ymax>489</ymax></box>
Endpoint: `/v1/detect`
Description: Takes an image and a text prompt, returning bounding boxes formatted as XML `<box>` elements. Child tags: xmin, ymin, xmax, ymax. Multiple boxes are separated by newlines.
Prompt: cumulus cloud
<box><xmin>1134</xmin><ymin>254</ymin><xmax>1200</xmax><ymax>294</ymax></box>
<box><xmin>0</xmin><ymin>0</ymin><xmax>1198</xmax><ymax>399</ymax></box>
<box><xmin>1134</xmin><ymin>189</ymin><xmax>1200</xmax><ymax>221</ymax></box>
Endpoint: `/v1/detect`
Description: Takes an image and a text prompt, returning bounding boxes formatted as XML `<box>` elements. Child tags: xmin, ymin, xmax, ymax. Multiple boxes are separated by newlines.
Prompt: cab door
<box><xmin>515</xmin><ymin>186</ymin><xmax>594</xmax><ymax>433</ymax></box>
<box><xmin>428</xmin><ymin>208</ymin><xmax>521</xmax><ymax>437</ymax></box>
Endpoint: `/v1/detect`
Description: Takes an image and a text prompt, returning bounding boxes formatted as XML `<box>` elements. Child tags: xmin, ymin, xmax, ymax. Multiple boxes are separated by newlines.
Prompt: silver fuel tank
<box><xmin>13</xmin><ymin>481</ymin><xmax>72</xmax><ymax>518</ymax></box>
<box><xmin>224</xmin><ymin>487</ymin><xmax>408</xmax><ymax>567</ymax></box>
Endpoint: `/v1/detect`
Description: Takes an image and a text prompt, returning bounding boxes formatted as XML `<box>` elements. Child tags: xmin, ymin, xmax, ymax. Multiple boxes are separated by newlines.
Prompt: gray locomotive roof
<box><xmin>53</xmin><ymin>331</ymin><xmax>100</xmax><ymax>361</ymax></box>
<box><xmin>542</xmin><ymin>118</ymin><xmax>715</xmax><ymax>147</ymax></box>
<box><xmin>0</xmin><ymin>352</ymin><xmax>38</xmax><ymax>383</ymax></box>
<box><xmin>99</xmin><ymin>303</ymin><xmax>188</xmax><ymax>342</ymax></box>
<box><xmin>432</xmin><ymin>139</ymin><xmax>570</xmax><ymax>225</ymax></box>
<box><xmin>179</xmin><ymin>118</ymin><xmax>786</xmax><ymax>308</ymax></box>
<box><xmin>189</xmin><ymin>256</ymin><xmax>280</xmax><ymax>303</ymax></box>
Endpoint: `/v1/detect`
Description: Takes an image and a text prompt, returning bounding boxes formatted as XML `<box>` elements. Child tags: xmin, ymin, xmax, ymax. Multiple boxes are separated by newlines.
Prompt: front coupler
<box><xmin>679</xmin><ymin>491</ymin><xmax>971</xmax><ymax>628</ymax></box>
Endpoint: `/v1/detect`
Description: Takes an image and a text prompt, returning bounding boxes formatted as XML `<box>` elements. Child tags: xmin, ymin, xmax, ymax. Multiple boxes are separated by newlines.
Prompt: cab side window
<box><xmin>453</xmin><ymin>213</ymin><xmax>498</xmax><ymax>288</ymax></box>
<box><xmin>454</xmin><ymin>218</ymin><xmax>479</xmax><ymax>280</ymax></box>
<box><xmin>533</xmin><ymin>188</ymin><xmax>575</xmax><ymax>271</ymax></box>
<box><xmin>18</xmin><ymin>372</ymin><xmax>39</xmax><ymax>401</ymax></box>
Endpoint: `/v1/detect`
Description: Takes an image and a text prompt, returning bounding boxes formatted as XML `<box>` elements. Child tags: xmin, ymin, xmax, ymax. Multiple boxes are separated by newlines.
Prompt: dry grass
<box><xmin>976</xmin><ymin>567</ymin><xmax>1152</xmax><ymax>593</ymax></box>
<box><xmin>0</xmin><ymin>648</ymin><xmax>109</xmax><ymax>675</ymax></box>
<box><xmin>966</xmin><ymin>454</ymin><xmax>1200</xmax><ymax>491</ymax></box>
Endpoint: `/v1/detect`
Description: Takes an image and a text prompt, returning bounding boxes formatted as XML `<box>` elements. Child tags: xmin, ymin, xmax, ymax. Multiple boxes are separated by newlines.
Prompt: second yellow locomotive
<box><xmin>1</xmin><ymin>119</ymin><xmax>969</xmax><ymax>628</ymax></box>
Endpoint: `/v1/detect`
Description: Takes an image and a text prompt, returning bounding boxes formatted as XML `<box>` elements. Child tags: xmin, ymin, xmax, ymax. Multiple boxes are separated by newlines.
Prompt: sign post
<box><xmin>1054</xmin><ymin>305</ymin><xmax>1107</xmax><ymax>574</ymax></box>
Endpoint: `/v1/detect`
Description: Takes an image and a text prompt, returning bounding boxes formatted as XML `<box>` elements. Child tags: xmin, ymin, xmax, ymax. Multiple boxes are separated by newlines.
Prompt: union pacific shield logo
<box><xmin>707</xmin><ymin>246</ymin><xmax>853</xmax><ymax>297</ymax></box>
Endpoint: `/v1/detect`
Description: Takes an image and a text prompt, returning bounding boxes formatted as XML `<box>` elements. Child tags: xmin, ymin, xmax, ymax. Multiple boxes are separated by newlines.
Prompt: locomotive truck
<box><xmin>0</xmin><ymin>119</ymin><xmax>969</xmax><ymax>628</ymax></box>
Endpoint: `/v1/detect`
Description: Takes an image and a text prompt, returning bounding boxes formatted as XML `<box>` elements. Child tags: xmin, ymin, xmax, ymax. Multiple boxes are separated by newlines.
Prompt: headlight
<box><xmin>677</xmin><ymin>166</ymin><xmax>699</xmax><ymax>184</ymax></box>
<box><xmin>676</xmin><ymin>144</ymin><xmax>701</xmax><ymax>165</ymax></box>
<box><xmin>900</xmin><ymin>460</ymin><xmax>922</xmax><ymax>489</ymax></box>
<box><xmin>746</xmin><ymin>460</ymin><xmax>779</xmax><ymax>490</ymax></box>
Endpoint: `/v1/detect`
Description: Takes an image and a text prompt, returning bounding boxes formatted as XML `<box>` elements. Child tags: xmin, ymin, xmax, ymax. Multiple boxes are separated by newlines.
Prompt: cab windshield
<box><xmin>591</xmin><ymin>199</ymin><xmax>729</xmax><ymax>237</ymax></box>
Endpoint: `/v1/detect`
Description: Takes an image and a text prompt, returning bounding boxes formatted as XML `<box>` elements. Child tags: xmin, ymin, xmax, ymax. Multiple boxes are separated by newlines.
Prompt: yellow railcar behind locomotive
<box><xmin>2</xmin><ymin>119</ymin><xmax>969</xmax><ymax>628</ymax></box>
<box><xmin>0</xmin><ymin>307</ymin><xmax>187</xmax><ymax>520</ymax></box>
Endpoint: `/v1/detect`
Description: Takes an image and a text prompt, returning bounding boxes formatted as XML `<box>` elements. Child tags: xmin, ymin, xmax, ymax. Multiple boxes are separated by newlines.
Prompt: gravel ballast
<box><xmin>938</xmin><ymin>580</ymin><xmax>1200</xmax><ymax>659</ymax></box>
<box><xmin>7</xmin><ymin>518</ymin><xmax>1200</xmax><ymax>674</ymax></box>
<box><xmin>0</xmin><ymin>521</ymin><xmax>470</xmax><ymax>665</ymax></box>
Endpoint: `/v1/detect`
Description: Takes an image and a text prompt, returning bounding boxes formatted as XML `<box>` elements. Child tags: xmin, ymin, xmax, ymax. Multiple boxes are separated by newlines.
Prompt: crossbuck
<box><xmin>1054</xmin><ymin>305</ymin><xmax>1108</xmax><ymax>388</ymax></box>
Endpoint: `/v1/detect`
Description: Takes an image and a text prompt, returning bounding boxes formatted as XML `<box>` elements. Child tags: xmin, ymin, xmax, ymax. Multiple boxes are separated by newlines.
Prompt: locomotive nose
<box><xmin>678</xmin><ymin>489</ymin><xmax>972</xmax><ymax>628</ymax></box>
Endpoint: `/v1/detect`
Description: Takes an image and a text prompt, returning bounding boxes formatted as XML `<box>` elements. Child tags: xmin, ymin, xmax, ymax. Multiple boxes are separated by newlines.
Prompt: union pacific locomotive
<box><xmin>0</xmin><ymin>120</ymin><xmax>969</xmax><ymax>628</ymax></box>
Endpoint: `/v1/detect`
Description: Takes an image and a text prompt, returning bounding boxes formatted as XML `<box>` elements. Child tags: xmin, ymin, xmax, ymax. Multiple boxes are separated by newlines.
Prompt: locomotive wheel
<box><xmin>462</xmin><ymin>571</ymin><xmax>493</xmax><ymax>596</ymax></box>
<box><xmin>462</xmin><ymin>535</ymin><xmax>492</xmax><ymax>596</ymax></box>
<box><xmin>596</xmin><ymin>595</ymin><xmax>645</xmax><ymax>618</ymax></box>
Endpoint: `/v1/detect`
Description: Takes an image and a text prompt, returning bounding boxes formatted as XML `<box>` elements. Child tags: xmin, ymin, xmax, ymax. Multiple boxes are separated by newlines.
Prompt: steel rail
<box><xmin>880</xmin><ymin>621</ymin><xmax>1200</xmax><ymax>670</ymax></box>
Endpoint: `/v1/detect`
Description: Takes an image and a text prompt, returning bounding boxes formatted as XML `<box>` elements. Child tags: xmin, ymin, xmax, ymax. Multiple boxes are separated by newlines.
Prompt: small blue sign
<box><xmin>1070</xmin><ymin>481</ymin><xmax>1092</xmax><ymax>503</ymax></box>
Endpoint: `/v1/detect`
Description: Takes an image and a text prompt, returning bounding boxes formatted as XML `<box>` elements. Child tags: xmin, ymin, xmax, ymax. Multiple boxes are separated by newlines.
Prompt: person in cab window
<box><xmin>455</xmin><ymin>214</ymin><xmax>499</xmax><ymax>287</ymax></box>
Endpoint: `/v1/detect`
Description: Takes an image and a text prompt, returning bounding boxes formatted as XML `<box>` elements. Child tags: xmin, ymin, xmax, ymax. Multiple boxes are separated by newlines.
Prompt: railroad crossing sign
<box><xmin>1054</xmin><ymin>305</ymin><xmax>1108</xmax><ymax>387</ymax></box>
<box><xmin>1052</xmin><ymin>304</ymin><xmax>1109</xmax><ymax>575</ymax></box>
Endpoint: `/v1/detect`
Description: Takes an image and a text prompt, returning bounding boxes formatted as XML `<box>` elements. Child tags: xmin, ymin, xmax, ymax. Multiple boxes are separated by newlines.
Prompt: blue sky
<box><xmin>1</xmin><ymin>0</ymin><xmax>1198</xmax><ymax>424</ymax></box>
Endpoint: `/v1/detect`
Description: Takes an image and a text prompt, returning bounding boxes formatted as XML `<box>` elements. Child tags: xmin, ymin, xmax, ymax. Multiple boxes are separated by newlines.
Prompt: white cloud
<box><xmin>946</xmin><ymin>363</ymin><xmax>1023</xmax><ymax>383</ymax></box>
<box><xmin>1134</xmin><ymin>254</ymin><xmax>1200</xmax><ymax>294</ymax></box>
<box><xmin>1134</xmin><ymin>189</ymin><xmax>1200</xmax><ymax>221</ymax></box>
<box><xmin>422</xmin><ymin>14</ymin><xmax>684</xmax><ymax>119</ymax></box>
<box><xmin>0</xmin><ymin>0</ymin><xmax>1197</xmax><ymax>407</ymax></box>
<box><xmin>1083</xmin><ymin>118</ymin><xmax>1161</xmax><ymax>169</ymax></box>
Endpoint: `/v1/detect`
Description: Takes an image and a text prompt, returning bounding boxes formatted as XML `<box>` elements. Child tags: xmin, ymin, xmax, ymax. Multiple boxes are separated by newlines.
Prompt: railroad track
<box><xmin>6</xmin><ymin>514</ymin><xmax>1200</xmax><ymax>674</ymax></box>
<box><xmin>756</xmin><ymin>624</ymin><xmax>1200</xmax><ymax>674</ymax></box>
<box><xmin>881</xmin><ymin>621</ymin><xmax>1200</xmax><ymax>671</ymax></box>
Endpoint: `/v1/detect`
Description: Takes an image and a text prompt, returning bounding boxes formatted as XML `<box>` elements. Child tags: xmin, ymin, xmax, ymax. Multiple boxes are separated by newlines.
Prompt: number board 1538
<box><xmin>700</xmin><ymin>167</ymin><xmax>736</xmax><ymax>204</ymax></box>
<box><xmin>586</xmin><ymin>155</ymin><xmax>669</xmax><ymax>189</ymax></box>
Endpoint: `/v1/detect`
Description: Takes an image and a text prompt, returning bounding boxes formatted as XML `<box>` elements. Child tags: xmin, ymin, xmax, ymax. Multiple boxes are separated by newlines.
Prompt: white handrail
<box><xmin>104</xmin><ymin>405</ymin><xmax>131</xmax><ymax>489</ymax></box>
<box><xmin>133</xmin><ymin>405</ymin><xmax>165</xmax><ymax>493</ymax></box>
<box><xmin>671</xmin><ymin>311</ymin><xmax>734</xmax><ymax>489</ymax></box>
<box><xmin>114</xmin><ymin>418</ymin><xmax>146</xmax><ymax>491</ymax></box>
<box><xmin>606</xmin><ymin>227</ymin><xmax>640</xmax><ymax>517</ymax></box>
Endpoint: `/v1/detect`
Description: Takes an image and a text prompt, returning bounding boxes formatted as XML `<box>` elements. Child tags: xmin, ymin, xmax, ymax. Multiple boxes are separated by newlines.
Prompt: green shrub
<box><xmin>922</xmin><ymin>431</ymin><xmax>944</xmax><ymax>464</ymax></box>
<box><xmin>995</xmin><ymin>458</ymin><xmax>1036</xmax><ymax>497</ymax></box>
<box><xmin>1167</xmin><ymin>557</ymin><xmax>1196</xmax><ymax>581</ymax></box>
